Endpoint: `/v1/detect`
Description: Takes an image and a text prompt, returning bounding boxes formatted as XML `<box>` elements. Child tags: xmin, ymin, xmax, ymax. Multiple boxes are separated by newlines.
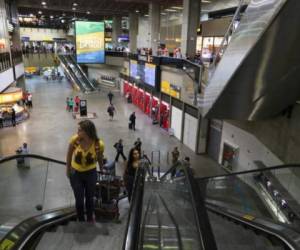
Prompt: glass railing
<box><xmin>0</xmin><ymin>154</ymin><xmax>73</xmax><ymax>232</ymax></box>
<box><xmin>198</xmin><ymin>164</ymin><xmax>300</xmax><ymax>230</ymax></box>
<box><xmin>0</xmin><ymin>52</ymin><xmax>11</xmax><ymax>73</ymax></box>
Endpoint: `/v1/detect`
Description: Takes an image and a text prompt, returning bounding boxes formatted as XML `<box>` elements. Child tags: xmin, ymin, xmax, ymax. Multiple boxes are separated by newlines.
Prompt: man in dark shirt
<box><xmin>134</xmin><ymin>138</ymin><xmax>142</xmax><ymax>155</ymax></box>
<box><xmin>108</xmin><ymin>91</ymin><xmax>114</xmax><ymax>104</ymax></box>
<box><xmin>114</xmin><ymin>139</ymin><xmax>127</xmax><ymax>162</ymax></box>
<box><xmin>11</xmin><ymin>108</ymin><xmax>16</xmax><ymax>127</ymax></box>
<box><xmin>129</xmin><ymin>112</ymin><xmax>136</xmax><ymax>131</ymax></box>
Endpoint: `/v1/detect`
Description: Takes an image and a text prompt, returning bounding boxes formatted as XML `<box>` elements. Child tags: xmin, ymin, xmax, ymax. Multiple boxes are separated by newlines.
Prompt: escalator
<box><xmin>58</xmin><ymin>55</ymin><xmax>96</xmax><ymax>93</ymax></box>
<box><xmin>1</xmin><ymin>155</ymin><xmax>300</xmax><ymax>249</ymax></box>
<box><xmin>66</xmin><ymin>55</ymin><xmax>98</xmax><ymax>91</ymax></box>
<box><xmin>202</xmin><ymin>0</ymin><xmax>300</xmax><ymax>120</ymax></box>
<box><xmin>123</xmin><ymin>163</ymin><xmax>300</xmax><ymax>250</ymax></box>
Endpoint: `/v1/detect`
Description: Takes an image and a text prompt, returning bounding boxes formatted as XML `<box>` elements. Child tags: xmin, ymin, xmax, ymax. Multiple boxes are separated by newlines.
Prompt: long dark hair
<box><xmin>78</xmin><ymin>120</ymin><xmax>98</xmax><ymax>141</ymax></box>
<box><xmin>127</xmin><ymin>148</ymin><xmax>140</xmax><ymax>167</ymax></box>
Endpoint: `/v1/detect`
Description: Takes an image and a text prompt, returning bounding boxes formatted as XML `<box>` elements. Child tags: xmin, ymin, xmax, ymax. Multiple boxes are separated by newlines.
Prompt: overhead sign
<box><xmin>161</xmin><ymin>80</ymin><xmax>181</xmax><ymax>99</ymax></box>
<box><xmin>75</xmin><ymin>21</ymin><xmax>105</xmax><ymax>64</ymax></box>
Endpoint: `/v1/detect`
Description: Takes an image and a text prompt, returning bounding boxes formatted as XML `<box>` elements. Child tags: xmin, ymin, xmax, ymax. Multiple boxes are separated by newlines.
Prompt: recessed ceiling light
<box><xmin>73</xmin><ymin>2</ymin><xmax>78</xmax><ymax>6</ymax></box>
<box><xmin>62</xmin><ymin>13</ymin><xmax>66</xmax><ymax>16</ymax></box>
<box><xmin>29</xmin><ymin>13</ymin><xmax>34</xmax><ymax>17</ymax></box>
<box><xmin>38</xmin><ymin>11</ymin><xmax>42</xmax><ymax>14</ymax></box>
<box><xmin>41</xmin><ymin>1</ymin><xmax>46</xmax><ymax>5</ymax></box>
<box><xmin>161</xmin><ymin>12</ymin><xmax>167</xmax><ymax>15</ymax></box>
<box><xmin>50</xmin><ymin>15</ymin><xmax>54</xmax><ymax>19</ymax></box>
<box><xmin>144</xmin><ymin>14</ymin><xmax>149</xmax><ymax>17</ymax></box>
<box><xmin>72</xmin><ymin>7</ymin><xmax>76</xmax><ymax>11</ymax></box>
<box><xmin>135</xmin><ymin>10</ymin><xmax>139</xmax><ymax>13</ymax></box>
<box><xmin>86</xmin><ymin>11</ymin><xmax>90</xmax><ymax>14</ymax></box>
<box><xmin>61</xmin><ymin>19</ymin><xmax>65</xmax><ymax>23</ymax></box>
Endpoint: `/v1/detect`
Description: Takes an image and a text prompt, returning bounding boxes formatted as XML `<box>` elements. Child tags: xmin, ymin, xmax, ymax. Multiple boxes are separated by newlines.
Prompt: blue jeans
<box><xmin>70</xmin><ymin>168</ymin><xmax>97</xmax><ymax>221</ymax></box>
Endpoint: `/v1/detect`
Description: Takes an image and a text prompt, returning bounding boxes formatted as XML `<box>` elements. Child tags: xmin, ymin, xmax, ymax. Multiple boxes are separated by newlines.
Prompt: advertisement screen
<box><xmin>144</xmin><ymin>63</ymin><xmax>156</xmax><ymax>87</ymax></box>
<box><xmin>75</xmin><ymin>21</ymin><xmax>105</xmax><ymax>64</ymax></box>
<box><xmin>130</xmin><ymin>61</ymin><xmax>157</xmax><ymax>88</ymax></box>
<box><xmin>130</xmin><ymin>60</ymin><xmax>138</xmax><ymax>78</ymax></box>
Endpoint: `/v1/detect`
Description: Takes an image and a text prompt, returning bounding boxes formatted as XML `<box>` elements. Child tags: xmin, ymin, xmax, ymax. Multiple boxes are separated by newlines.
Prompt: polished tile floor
<box><xmin>0</xmin><ymin>75</ymin><xmax>225</xmax><ymax>231</ymax></box>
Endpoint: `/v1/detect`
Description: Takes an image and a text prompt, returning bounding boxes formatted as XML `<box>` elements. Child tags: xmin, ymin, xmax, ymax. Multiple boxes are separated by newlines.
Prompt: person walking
<box><xmin>11</xmin><ymin>108</ymin><xmax>16</xmax><ymax>127</ymax></box>
<box><xmin>171</xmin><ymin>147</ymin><xmax>180</xmax><ymax>177</ymax></box>
<box><xmin>66</xmin><ymin>120</ymin><xmax>104</xmax><ymax>222</ymax></box>
<box><xmin>66</xmin><ymin>97</ymin><xmax>70</xmax><ymax>111</ymax></box>
<box><xmin>123</xmin><ymin>148</ymin><xmax>140</xmax><ymax>202</ymax></box>
<box><xmin>107</xmin><ymin>104</ymin><xmax>115</xmax><ymax>121</ymax></box>
<box><xmin>27</xmin><ymin>93</ymin><xmax>33</xmax><ymax>108</ymax></box>
<box><xmin>68</xmin><ymin>98</ymin><xmax>74</xmax><ymax>112</ymax></box>
<box><xmin>0</xmin><ymin>111</ymin><xmax>3</xmax><ymax>128</ymax></box>
<box><xmin>134</xmin><ymin>138</ymin><xmax>142</xmax><ymax>155</ymax></box>
<box><xmin>129</xmin><ymin>112</ymin><xmax>136</xmax><ymax>131</ymax></box>
<box><xmin>114</xmin><ymin>139</ymin><xmax>127</xmax><ymax>162</ymax></box>
<box><xmin>108</xmin><ymin>91</ymin><xmax>114</xmax><ymax>104</ymax></box>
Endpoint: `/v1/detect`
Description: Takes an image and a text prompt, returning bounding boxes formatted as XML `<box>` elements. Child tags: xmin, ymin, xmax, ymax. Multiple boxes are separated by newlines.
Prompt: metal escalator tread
<box><xmin>36</xmin><ymin>221</ymin><xmax>113</xmax><ymax>250</ymax></box>
<box><xmin>208</xmin><ymin>211</ymin><xmax>285</xmax><ymax>250</ymax></box>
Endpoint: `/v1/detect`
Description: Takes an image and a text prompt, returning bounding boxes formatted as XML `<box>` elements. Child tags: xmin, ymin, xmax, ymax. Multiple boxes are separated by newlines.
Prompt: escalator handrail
<box><xmin>58</xmin><ymin>55</ymin><xmax>86</xmax><ymax>92</ymax></box>
<box><xmin>0</xmin><ymin>154</ymin><xmax>66</xmax><ymax>165</ymax></box>
<box><xmin>206</xmin><ymin>202</ymin><xmax>300</xmax><ymax>250</ymax></box>
<box><xmin>198</xmin><ymin>164</ymin><xmax>300</xmax><ymax>181</ymax></box>
<box><xmin>59</xmin><ymin>55</ymin><xmax>89</xmax><ymax>92</ymax></box>
<box><xmin>68</xmin><ymin>55</ymin><xmax>97</xmax><ymax>90</ymax></box>
<box><xmin>0</xmin><ymin>207</ymin><xmax>75</xmax><ymax>250</ymax></box>
<box><xmin>160</xmin><ymin>164</ymin><xmax>218</xmax><ymax>250</ymax></box>
<box><xmin>123</xmin><ymin>166</ymin><xmax>147</xmax><ymax>250</ymax></box>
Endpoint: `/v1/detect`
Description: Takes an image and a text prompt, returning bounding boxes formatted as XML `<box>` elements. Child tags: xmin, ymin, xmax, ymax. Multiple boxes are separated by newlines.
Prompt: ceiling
<box><xmin>17</xmin><ymin>0</ymin><xmax>183</xmax><ymax>18</ymax></box>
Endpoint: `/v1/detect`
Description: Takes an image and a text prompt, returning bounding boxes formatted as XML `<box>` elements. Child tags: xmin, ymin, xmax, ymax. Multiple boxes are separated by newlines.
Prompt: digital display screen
<box><xmin>130</xmin><ymin>60</ymin><xmax>156</xmax><ymax>88</ymax></box>
<box><xmin>75</xmin><ymin>21</ymin><xmax>105</xmax><ymax>64</ymax></box>
<box><xmin>144</xmin><ymin>63</ymin><xmax>156</xmax><ymax>87</ymax></box>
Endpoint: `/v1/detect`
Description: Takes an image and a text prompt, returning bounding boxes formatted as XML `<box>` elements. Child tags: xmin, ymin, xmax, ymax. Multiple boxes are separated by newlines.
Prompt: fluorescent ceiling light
<box><xmin>171</xmin><ymin>6</ymin><xmax>183</xmax><ymax>10</ymax></box>
<box><xmin>202</xmin><ymin>0</ymin><xmax>211</xmax><ymax>3</ymax></box>
<box><xmin>161</xmin><ymin>12</ymin><xmax>167</xmax><ymax>15</ymax></box>
<box><xmin>38</xmin><ymin>11</ymin><xmax>42</xmax><ymax>14</ymax></box>
<box><xmin>135</xmin><ymin>10</ymin><xmax>139</xmax><ymax>13</ymax></box>
<box><xmin>73</xmin><ymin>3</ymin><xmax>78</xmax><ymax>6</ymax></box>
<box><xmin>144</xmin><ymin>14</ymin><xmax>149</xmax><ymax>17</ymax></box>
<box><xmin>86</xmin><ymin>11</ymin><xmax>90</xmax><ymax>14</ymax></box>
<box><xmin>50</xmin><ymin>15</ymin><xmax>54</xmax><ymax>18</ymax></box>
<box><xmin>41</xmin><ymin>1</ymin><xmax>46</xmax><ymax>5</ymax></box>
<box><xmin>165</xmin><ymin>9</ymin><xmax>177</xmax><ymax>12</ymax></box>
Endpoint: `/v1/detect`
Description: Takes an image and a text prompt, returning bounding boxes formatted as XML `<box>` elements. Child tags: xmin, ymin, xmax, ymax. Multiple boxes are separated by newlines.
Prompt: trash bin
<box><xmin>16</xmin><ymin>148</ymin><xmax>25</xmax><ymax>168</ymax></box>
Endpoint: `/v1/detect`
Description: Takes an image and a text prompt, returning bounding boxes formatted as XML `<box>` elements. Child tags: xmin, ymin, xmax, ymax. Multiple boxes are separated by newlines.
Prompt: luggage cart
<box><xmin>94</xmin><ymin>171</ymin><xmax>126</xmax><ymax>222</ymax></box>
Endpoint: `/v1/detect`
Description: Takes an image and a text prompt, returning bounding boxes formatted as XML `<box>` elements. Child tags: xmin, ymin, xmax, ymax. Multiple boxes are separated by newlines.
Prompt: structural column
<box><xmin>149</xmin><ymin>3</ymin><xmax>160</xmax><ymax>55</ymax></box>
<box><xmin>112</xmin><ymin>16</ymin><xmax>122</xmax><ymax>48</ymax></box>
<box><xmin>129</xmin><ymin>13</ymin><xmax>139</xmax><ymax>53</ymax></box>
<box><xmin>181</xmin><ymin>0</ymin><xmax>201</xmax><ymax>58</ymax></box>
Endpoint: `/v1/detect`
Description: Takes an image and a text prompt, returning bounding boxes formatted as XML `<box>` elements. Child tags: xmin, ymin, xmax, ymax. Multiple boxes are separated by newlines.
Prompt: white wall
<box><xmin>20</xmin><ymin>27</ymin><xmax>67</xmax><ymax>41</ymax></box>
<box><xmin>15</xmin><ymin>62</ymin><xmax>24</xmax><ymax>79</ymax></box>
<box><xmin>219</xmin><ymin>122</ymin><xmax>282</xmax><ymax>171</ymax></box>
<box><xmin>183</xmin><ymin>113</ymin><xmax>198</xmax><ymax>152</ymax></box>
<box><xmin>0</xmin><ymin>68</ymin><xmax>14</xmax><ymax>92</ymax></box>
<box><xmin>137</xmin><ymin>17</ymin><xmax>150</xmax><ymax>48</ymax></box>
<box><xmin>171</xmin><ymin>106</ymin><xmax>183</xmax><ymax>140</ymax></box>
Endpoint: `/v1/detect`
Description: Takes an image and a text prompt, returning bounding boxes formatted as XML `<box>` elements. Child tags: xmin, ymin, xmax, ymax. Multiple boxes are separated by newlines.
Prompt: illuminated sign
<box><xmin>75</xmin><ymin>21</ymin><xmax>105</xmax><ymax>64</ymax></box>
<box><xmin>0</xmin><ymin>89</ymin><xmax>23</xmax><ymax>104</ymax></box>
<box><xmin>161</xmin><ymin>80</ymin><xmax>181</xmax><ymax>99</ymax></box>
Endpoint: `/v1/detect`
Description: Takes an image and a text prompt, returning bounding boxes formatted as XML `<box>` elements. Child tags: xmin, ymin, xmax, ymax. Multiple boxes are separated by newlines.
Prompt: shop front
<box><xmin>0</xmin><ymin>87</ymin><xmax>29</xmax><ymax>126</ymax></box>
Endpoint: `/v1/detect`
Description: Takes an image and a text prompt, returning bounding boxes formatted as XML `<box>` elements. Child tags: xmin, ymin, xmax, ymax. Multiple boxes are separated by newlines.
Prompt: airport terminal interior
<box><xmin>0</xmin><ymin>0</ymin><xmax>300</xmax><ymax>249</ymax></box>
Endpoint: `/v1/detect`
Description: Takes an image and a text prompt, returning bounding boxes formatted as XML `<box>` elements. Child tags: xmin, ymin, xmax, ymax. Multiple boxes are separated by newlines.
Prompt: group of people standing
<box><xmin>66</xmin><ymin>96</ymin><xmax>80</xmax><ymax>112</ymax></box>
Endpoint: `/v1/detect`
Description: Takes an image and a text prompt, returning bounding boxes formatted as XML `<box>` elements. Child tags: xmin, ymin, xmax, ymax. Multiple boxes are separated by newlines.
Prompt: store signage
<box><xmin>0</xmin><ymin>90</ymin><xmax>22</xmax><ymax>104</ymax></box>
<box><xmin>161</xmin><ymin>80</ymin><xmax>181</xmax><ymax>99</ymax></box>
<box><xmin>75</xmin><ymin>21</ymin><xmax>105</xmax><ymax>64</ymax></box>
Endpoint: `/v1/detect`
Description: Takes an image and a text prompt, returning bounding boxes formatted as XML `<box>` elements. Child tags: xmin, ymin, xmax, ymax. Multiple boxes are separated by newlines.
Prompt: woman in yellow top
<box><xmin>66</xmin><ymin>120</ymin><xmax>104</xmax><ymax>222</ymax></box>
